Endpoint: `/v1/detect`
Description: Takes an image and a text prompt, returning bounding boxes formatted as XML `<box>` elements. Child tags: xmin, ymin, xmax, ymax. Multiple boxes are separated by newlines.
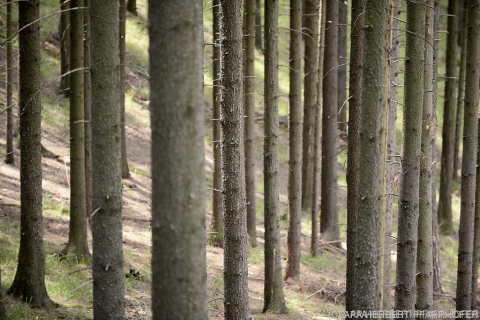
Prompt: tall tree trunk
<box><xmin>127</xmin><ymin>0</ymin><xmax>137</xmax><ymax>15</ymax></box>
<box><xmin>301</xmin><ymin>0</ymin><xmax>319</xmax><ymax>213</ymax></box>
<box><xmin>5</xmin><ymin>0</ymin><xmax>14</xmax><ymax>165</ymax></box>
<box><xmin>7</xmin><ymin>0</ymin><xmax>53</xmax><ymax>308</ymax></box>
<box><xmin>244</xmin><ymin>0</ymin><xmax>257</xmax><ymax>247</ymax></box>
<box><xmin>416</xmin><ymin>0</ymin><xmax>434</xmax><ymax>313</ymax></box>
<box><xmin>337</xmin><ymin>0</ymin><xmax>347</xmax><ymax>133</ymax></box>
<box><xmin>90</xmin><ymin>0</ymin><xmax>125</xmax><ymax>318</ymax></box>
<box><xmin>472</xmin><ymin>90</ymin><xmax>480</xmax><ymax>309</ymax></box>
<box><xmin>352</xmin><ymin>0</ymin><xmax>388</xmax><ymax>314</ymax></box>
<box><xmin>437</xmin><ymin>0</ymin><xmax>458</xmax><ymax>235</ymax></box>
<box><xmin>209</xmin><ymin>0</ymin><xmax>224</xmax><ymax>248</ymax></box>
<box><xmin>263</xmin><ymin>0</ymin><xmax>287</xmax><ymax>312</ymax></box>
<box><xmin>285</xmin><ymin>0</ymin><xmax>303</xmax><ymax>281</ymax></box>
<box><xmin>59</xmin><ymin>0</ymin><xmax>70</xmax><ymax>95</ymax></box>
<box><xmin>63</xmin><ymin>0</ymin><xmax>91</xmax><ymax>261</ymax></box>
<box><xmin>255</xmin><ymin>0</ymin><xmax>263</xmax><ymax>51</ymax></box>
<box><xmin>453</xmin><ymin>0</ymin><xmax>468</xmax><ymax>181</ymax></box>
<box><xmin>219</xmin><ymin>1</ymin><xmax>250</xmax><ymax>318</ymax></box>
<box><xmin>84</xmin><ymin>0</ymin><xmax>92</xmax><ymax>227</ymax></box>
<box><xmin>456</xmin><ymin>0</ymin><xmax>480</xmax><ymax>311</ymax></box>
<box><xmin>0</xmin><ymin>266</ymin><xmax>7</xmax><ymax>319</ymax></box>
<box><xmin>321</xmin><ymin>0</ymin><xmax>339</xmax><ymax>244</ymax></box>
<box><xmin>394</xmin><ymin>0</ymin><xmax>425</xmax><ymax>315</ymax></box>
<box><xmin>346</xmin><ymin>0</ymin><xmax>365</xmax><ymax>312</ymax></box>
<box><xmin>150</xmin><ymin>1</ymin><xmax>207</xmax><ymax>317</ymax></box>
<box><xmin>120</xmin><ymin>0</ymin><xmax>130</xmax><ymax>179</ymax></box>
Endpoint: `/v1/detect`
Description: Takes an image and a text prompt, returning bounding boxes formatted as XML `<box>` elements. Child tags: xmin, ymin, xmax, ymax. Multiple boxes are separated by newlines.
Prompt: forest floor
<box><xmin>0</xmin><ymin>0</ymin><xmax>471</xmax><ymax>319</ymax></box>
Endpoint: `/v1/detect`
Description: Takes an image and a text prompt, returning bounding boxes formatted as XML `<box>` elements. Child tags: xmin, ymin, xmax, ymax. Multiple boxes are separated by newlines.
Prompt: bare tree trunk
<box><xmin>256</xmin><ymin>0</ymin><xmax>263</xmax><ymax>51</ymax></box>
<box><xmin>472</xmin><ymin>101</ymin><xmax>480</xmax><ymax>310</ymax></box>
<box><xmin>59</xmin><ymin>0</ymin><xmax>70</xmax><ymax>95</ymax></box>
<box><xmin>337</xmin><ymin>0</ymin><xmax>347</xmax><ymax>133</ymax></box>
<box><xmin>5</xmin><ymin>0</ymin><xmax>14</xmax><ymax>165</ymax></box>
<box><xmin>84</xmin><ymin>0</ymin><xmax>92</xmax><ymax>227</ymax></box>
<box><xmin>127</xmin><ymin>0</ymin><xmax>137</xmax><ymax>15</ymax></box>
<box><xmin>285</xmin><ymin>0</ymin><xmax>303</xmax><ymax>281</ymax></box>
<box><xmin>120</xmin><ymin>0</ymin><xmax>130</xmax><ymax>179</ymax></box>
<box><xmin>456</xmin><ymin>0</ymin><xmax>480</xmax><ymax>311</ymax></box>
<box><xmin>150</xmin><ymin>1</ymin><xmax>207</xmax><ymax>317</ymax></box>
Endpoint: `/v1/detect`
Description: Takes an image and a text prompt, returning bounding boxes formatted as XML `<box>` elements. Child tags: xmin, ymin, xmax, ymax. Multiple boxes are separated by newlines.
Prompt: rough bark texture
<box><xmin>352</xmin><ymin>0</ymin><xmax>387</xmax><ymax>315</ymax></box>
<box><xmin>84</xmin><ymin>0</ymin><xmax>92</xmax><ymax>227</ymax></box>
<box><xmin>255</xmin><ymin>0</ymin><xmax>262</xmax><ymax>51</ymax></box>
<box><xmin>63</xmin><ymin>0</ymin><xmax>90</xmax><ymax>261</ymax></box>
<box><xmin>120</xmin><ymin>0</ymin><xmax>130</xmax><ymax>179</ymax></box>
<box><xmin>346</xmin><ymin>0</ymin><xmax>365</xmax><ymax>312</ymax></box>
<box><xmin>456</xmin><ymin>0</ymin><xmax>480</xmax><ymax>311</ymax></box>
<box><xmin>5</xmin><ymin>0</ymin><xmax>14</xmax><ymax>165</ymax></box>
<box><xmin>219</xmin><ymin>0</ymin><xmax>250</xmax><ymax>318</ymax></box>
<box><xmin>0</xmin><ymin>266</ymin><xmax>7</xmax><ymax>319</ymax></box>
<box><xmin>150</xmin><ymin>1</ymin><xmax>207</xmax><ymax>318</ymax></box>
<box><xmin>263</xmin><ymin>0</ymin><xmax>287</xmax><ymax>312</ymax></box>
<box><xmin>208</xmin><ymin>0</ymin><xmax>224</xmax><ymax>248</ymax></box>
<box><xmin>337</xmin><ymin>0</ymin><xmax>347</xmax><ymax>133</ymax></box>
<box><xmin>244</xmin><ymin>0</ymin><xmax>257</xmax><ymax>247</ymax></box>
<box><xmin>416</xmin><ymin>0</ymin><xmax>434</xmax><ymax>314</ymax></box>
<box><xmin>127</xmin><ymin>0</ymin><xmax>137</xmax><ymax>15</ymax></box>
<box><xmin>301</xmin><ymin>0</ymin><xmax>319</xmax><ymax>213</ymax></box>
<box><xmin>285</xmin><ymin>0</ymin><xmax>303</xmax><ymax>281</ymax></box>
<box><xmin>321</xmin><ymin>0</ymin><xmax>339</xmax><ymax>244</ymax></box>
<box><xmin>473</xmin><ymin>91</ymin><xmax>480</xmax><ymax>309</ymax></box>
<box><xmin>394</xmin><ymin>0</ymin><xmax>425</xmax><ymax>316</ymax></box>
<box><xmin>90</xmin><ymin>0</ymin><xmax>125</xmax><ymax>318</ymax></box>
<box><xmin>59</xmin><ymin>0</ymin><xmax>69</xmax><ymax>95</ymax></box>
<box><xmin>437</xmin><ymin>0</ymin><xmax>458</xmax><ymax>235</ymax></box>
<box><xmin>7</xmin><ymin>0</ymin><xmax>53</xmax><ymax>308</ymax></box>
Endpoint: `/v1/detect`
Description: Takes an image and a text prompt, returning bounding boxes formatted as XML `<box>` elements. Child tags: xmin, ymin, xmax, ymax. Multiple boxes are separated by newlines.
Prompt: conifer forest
<box><xmin>2</xmin><ymin>0</ymin><xmax>480</xmax><ymax>319</ymax></box>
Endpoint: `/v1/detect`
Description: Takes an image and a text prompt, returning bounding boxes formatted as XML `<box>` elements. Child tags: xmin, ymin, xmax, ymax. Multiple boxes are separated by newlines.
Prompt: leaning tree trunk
<box><xmin>5</xmin><ymin>0</ymin><xmax>14</xmax><ymax>165</ymax></box>
<box><xmin>263</xmin><ymin>0</ymin><xmax>287</xmax><ymax>312</ymax></box>
<box><xmin>352</xmin><ymin>0</ymin><xmax>388</xmax><ymax>314</ymax></box>
<box><xmin>285</xmin><ymin>0</ymin><xmax>303</xmax><ymax>281</ymax></box>
<box><xmin>456</xmin><ymin>0</ymin><xmax>480</xmax><ymax>311</ymax></box>
<box><xmin>84</xmin><ymin>0</ymin><xmax>92</xmax><ymax>227</ymax></box>
<box><xmin>63</xmin><ymin>0</ymin><xmax>91</xmax><ymax>261</ymax></box>
<box><xmin>150</xmin><ymin>1</ymin><xmax>207</xmax><ymax>318</ymax></box>
<box><xmin>337</xmin><ymin>0</ymin><xmax>347</xmax><ymax>133</ymax></box>
<box><xmin>437</xmin><ymin>0</ymin><xmax>458</xmax><ymax>235</ymax></box>
<box><xmin>90</xmin><ymin>0</ymin><xmax>125</xmax><ymax>318</ymax></box>
<box><xmin>120</xmin><ymin>0</ymin><xmax>130</xmax><ymax>179</ymax></box>
<box><xmin>59</xmin><ymin>0</ymin><xmax>69</xmax><ymax>95</ymax></box>
<box><xmin>219</xmin><ymin>0</ymin><xmax>250</xmax><ymax>318</ymax></box>
<box><xmin>7</xmin><ymin>0</ymin><xmax>53</xmax><ymax>308</ymax></box>
<box><xmin>394</xmin><ymin>0</ymin><xmax>425</xmax><ymax>316</ymax></box>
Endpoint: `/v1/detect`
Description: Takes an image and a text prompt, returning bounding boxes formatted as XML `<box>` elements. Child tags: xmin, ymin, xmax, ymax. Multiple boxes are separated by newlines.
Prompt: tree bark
<box><xmin>263</xmin><ymin>0</ymin><xmax>287</xmax><ymax>312</ymax></box>
<box><xmin>120</xmin><ymin>0</ymin><xmax>130</xmax><ymax>179</ymax></box>
<box><xmin>7</xmin><ymin>0</ymin><xmax>53</xmax><ymax>308</ymax></box>
<box><xmin>285</xmin><ymin>0</ymin><xmax>303</xmax><ymax>281</ymax></box>
<box><xmin>84</xmin><ymin>0</ymin><xmax>92</xmax><ymax>227</ymax></box>
<box><xmin>127</xmin><ymin>0</ymin><xmax>137</xmax><ymax>15</ymax></box>
<box><xmin>456</xmin><ymin>0</ymin><xmax>480</xmax><ymax>311</ymax></box>
<box><xmin>219</xmin><ymin>0</ymin><xmax>250</xmax><ymax>318</ymax></box>
<box><xmin>0</xmin><ymin>266</ymin><xmax>7</xmax><ymax>319</ymax></box>
<box><xmin>337</xmin><ymin>0</ymin><xmax>347</xmax><ymax>133</ymax></box>
<box><xmin>90</xmin><ymin>0</ymin><xmax>125</xmax><ymax>318</ymax></box>
<box><xmin>5</xmin><ymin>0</ymin><xmax>14</xmax><ymax>165</ymax></box>
<box><xmin>59</xmin><ymin>0</ymin><xmax>70</xmax><ymax>95</ymax></box>
<box><xmin>394</xmin><ymin>0</ymin><xmax>425</xmax><ymax>316</ymax></box>
<box><xmin>352</xmin><ymin>0</ymin><xmax>387</xmax><ymax>315</ymax></box>
<box><xmin>437</xmin><ymin>0</ymin><xmax>458</xmax><ymax>235</ymax></box>
<box><xmin>150</xmin><ymin>1</ymin><xmax>207</xmax><ymax>318</ymax></box>
<box><xmin>255</xmin><ymin>0</ymin><xmax>263</xmax><ymax>51</ymax></box>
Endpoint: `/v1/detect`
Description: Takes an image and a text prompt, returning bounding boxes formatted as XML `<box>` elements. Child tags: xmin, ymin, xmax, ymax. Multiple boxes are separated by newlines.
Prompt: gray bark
<box><xmin>120</xmin><ymin>0</ymin><xmax>130</xmax><ymax>179</ymax></box>
<box><xmin>84</xmin><ymin>0</ymin><xmax>92</xmax><ymax>226</ymax></box>
<box><xmin>255</xmin><ymin>0</ymin><xmax>263</xmax><ymax>50</ymax></box>
<box><xmin>59</xmin><ymin>0</ymin><xmax>70</xmax><ymax>95</ymax></box>
<box><xmin>337</xmin><ymin>0</ymin><xmax>347</xmax><ymax>133</ymax></box>
<box><xmin>5</xmin><ymin>0</ymin><xmax>14</xmax><ymax>165</ymax></box>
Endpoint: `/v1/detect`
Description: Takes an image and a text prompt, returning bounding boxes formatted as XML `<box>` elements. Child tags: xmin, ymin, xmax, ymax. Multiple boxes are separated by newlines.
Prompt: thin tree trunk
<box><xmin>256</xmin><ymin>0</ymin><xmax>263</xmax><ymax>51</ymax></box>
<box><xmin>437</xmin><ymin>0</ymin><xmax>458</xmax><ymax>235</ymax></box>
<box><xmin>150</xmin><ymin>1</ymin><xmax>207</xmax><ymax>317</ymax></box>
<box><xmin>456</xmin><ymin>0</ymin><xmax>480</xmax><ymax>311</ymax></box>
<box><xmin>90</xmin><ymin>0</ymin><xmax>125</xmax><ymax>318</ymax></box>
<box><xmin>285</xmin><ymin>0</ymin><xmax>303</xmax><ymax>281</ymax></box>
<box><xmin>59</xmin><ymin>0</ymin><xmax>69</xmax><ymax>95</ymax></box>
<box><xmin>394</xmin><ymin>0</ymin><xmax>426</xmax><ymax>316</ymax></box>
<box><xmin>301</xmin><ymin>0</ymin><xmax>319</xmax><ymax>213</ymax></box>
<box><xmin>84</xmin><ymin>0</ymin><xmax>92</xmax><ymax>227</ymax></box>
<box><xmin>62</xmin><ymin>0</ymin><xmax>91</xmax><ymax>261</ymax></box>
<box><xmin>5</xmin><ymin>0</ymin><xmax>14</xmax><ymax>165</ymax></box>
<box><xmin>208</xmin><ymin>0</ymin><xmax>224</xmax><ymax>248</ymax></box>
<box><xmin>120</xmin><ymin>0</ymin><xmax>130</xmax><ymax>179</ymax></box>
<box><xmin>472</xmin><ymin>95</ymin><xmax>480</xmax><ymax>310</ymax></box>
<box><xmin>219</xmin><ymin>0</ymin><xmax>250</xmax><ymax>318</ymax></box>
<box><xmin>127</xmin><ymin>0</ymin><xmax>137</xmax><ymax>15</ymax></box>
<box><xmin>346</xmin><ymin>0</ymin><xmax>365</xmax><ymax>312</ymax></box>
<box><xmin>337</xmin><ymin>0</ymin><xmax>347</xmax><ymax>133</ymax></box>
<box><xmin>7</xmin><ymin>0</ymin><xmax>53</xmax><ymax>308</ymax></box>
<box><xmin>453</xmin><ymin>0</ymin><xmax>468</xmax><ymax>181</ymax></box>
<box><xmin>263</xmin><ymin>0</ymin><xmax>287</xmax><ymax>312</ymax></box>
<box><xmin>416</xmin><ymin>0</ymin><xmax>435</xmax><ymax>314</ymax></box>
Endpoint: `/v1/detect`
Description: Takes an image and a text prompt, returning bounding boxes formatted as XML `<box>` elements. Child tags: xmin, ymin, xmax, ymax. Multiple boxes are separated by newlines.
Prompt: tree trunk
<box><xmin>416</xmin><ymin>0</ymin><xmax>434</xmax><ymax>313</ymax></box>
<box><xmin>337</xmin><ymin>0</ymin><xmax>347</xmax><ymax>133</ymax></box>
<box><xmin>472</xmin><ymin>96</ymin><xmax>480</xmax><ymax>309</ymax></box>
<box><xmin>208</xmin><ymin>0</ymin><xmax>224</xmax><ymax>248</ymax></box>
<box><xmin>263</xmin><ymin>0</ymin><xmax>287</xmax><ymax>312</ymax></box>
<box><xmin>394</xmin><ymin>0</ymin><xmax>425</xmax><ymax>316</ymax></box>
<box><xmin>90</xmin><ymin>0</ymin><xmax>125</xmax><ymax>318</ymax></box>
<box><xmin>59</xmin><ymin>0</ymin><xmax>70</xmax><ymax>95</ymax></box>
<box><xmin>84</xmin><ymin>0</ymin><xmax>92</xmax><ymax>227</ymax></box>
<box><xmin>219</xmin><ymin>0</ymin><xmax>250</xmax><ymax>318</ymax></box>
<box><xmin>453</xmin><ymin>0</ymin><xmax>468</xmax><ymax>181</ymax></box>
<box><xmin>456</xmin><ymin>0</ymin><xmax>480</xmax><ymax>311</ymax></box>
<box><xmin>321</xmin><ymin>0</ymin><xmax>339</xmax><ymax>245</ymax></box>
<box><xmin>346</xmin><ymin>0</ymin><xmax>365</xmax><ymax>312</ymax></box>
<box><xmin>5</xmin><ymin>0</ymin><xmax>14</xmax><ymax>165</ymax></box>
<box><xmin>120</xmin><ymin>0</ymin><xmax>130</xmax><ymax>179</ymax></box>
<box><xmin>437</xmin><ymin>0</ymin><xmax>458</xmax><ymax>235</ymax></box>
<box><xmin>63</xmin><ymin>0</ymin><xmax>91</xmax><ymax>261</ymax></box>
<box><xmin>301</xmin><ymin>0</ymin><xmax>319</xmax><ymax>213</ymax></box>
<box><xmin>285</xmin><ymin>0</ymin><xmax>303</xmax><ymax>281</ymax></box>
<box><xmin>0</xmin><ymin>266</ymin><xmax>7</xmax><ymax>320</ymax></box>
<box><xmin>7</xmin><ymin>0</ymin><xmax>53</xmax><ymax>308</ymax></box>
<box><xmin>256</xmin><ymin>0</ymin><xmax>263</xmax><ymax>51</ymax></box>
<box><xmin>127</xmin><ymin>0</ymin><xmax>137</xmax><ymax>15</ymax></box>
<box><xmin>150</xmin><ymin>1</ymin><xmax>207</xmax><ymax>317</ymax></box>
<box><xmin>352</xmin><ymin>0</ymin><xmax>388</xmax><ymax>314</ymax></box>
